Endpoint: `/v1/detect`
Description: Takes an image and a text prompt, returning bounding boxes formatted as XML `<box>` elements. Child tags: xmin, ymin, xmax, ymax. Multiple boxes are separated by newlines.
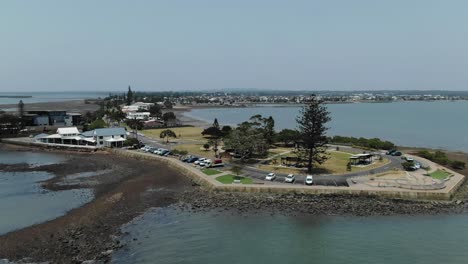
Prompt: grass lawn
<box><xmin>173</xmin><ymin>144</ymin><xmax>217</xmax><ymax>159</ymax></box>
<box><xmin>143</xmin><ymin>127</ymin><xmax>205</xmax><ymax>141</ymax></box>
<box><xmin>215</xmin><ymin>174</ymin><xmax>253</xmax><ymax>184</ymax></box>
<box><xmin>201</xmin><ymin>168</ymin><xmax>223</xmax><ymax>176</ymax></box>
<box><xmin>259</xmin><ymin>151</ymin><xmax>390</xmax><ymax>175</ymax></box>
<box><xmin>427</xmin><ymin>169</ymin><xmax>451</xmax><ymax>180</ymax></box>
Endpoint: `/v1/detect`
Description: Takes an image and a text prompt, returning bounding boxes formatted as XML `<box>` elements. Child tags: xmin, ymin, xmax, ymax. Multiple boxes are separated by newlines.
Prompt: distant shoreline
<box><xmin>0</xmin><ymin>95</ymin><xmax>32</xmax><ymax>99</ymax></box>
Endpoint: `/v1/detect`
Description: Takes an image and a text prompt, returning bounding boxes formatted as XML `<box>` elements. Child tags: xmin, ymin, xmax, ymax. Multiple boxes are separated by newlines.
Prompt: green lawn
<box><xmin>215</xmin><ymin>174</ymin><xmax>253</xmax><ymax>184</ymax></box>
<box><xmin>428</xmin><ymin>169</ymin><xmax>451</xmax><ymax>180</ymax></box>
<box><xmin>201</xmin><ymin>168</ymin><xmax>222</xmax><ymax>176</ymax></box>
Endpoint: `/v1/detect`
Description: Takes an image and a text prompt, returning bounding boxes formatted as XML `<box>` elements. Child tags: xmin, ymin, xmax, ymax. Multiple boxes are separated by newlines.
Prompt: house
<box><xmin>81</xmin><ymin>127</ymin><xmax>127</xmax><ymax>148</ymax></box>
<box><xmin>122</xmin><ymin>102</ymin><xmax>154</xmax><ymax>113</ymax></box>
<box><xmin>126</xmin><ymin>112</ymin><xmax>150</xmax><ymax>120</ymax></box>
<box><xmin>143</xmin><ymin>119</ymin><xmax>165</xmax><ymax>129</ymax></box>
<box><xmin>35</xmin><ymin>127</ymin><xmax>96</xmax><ymax>146</ymax></box>
<box><xmin>35</xmin><ymin>127</ymin><xmax>127</xmax><ymax>148</ymax></box>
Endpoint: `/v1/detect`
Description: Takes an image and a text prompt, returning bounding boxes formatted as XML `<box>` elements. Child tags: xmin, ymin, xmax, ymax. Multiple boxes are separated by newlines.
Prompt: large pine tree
<box><xmin>126</xmin><ymin>86</ymin><xmax>133</xmax><ymax>106</ymax></box>
<box><xmin>296</xmin><ymin>96</ymin><xmax>331</xmax><ymax>173</ymax></box>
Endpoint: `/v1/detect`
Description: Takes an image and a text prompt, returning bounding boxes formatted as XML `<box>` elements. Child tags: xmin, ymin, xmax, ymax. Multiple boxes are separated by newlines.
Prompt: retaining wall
<box><xmin>111</xmin><ymin>149</ymin><xmax>465</xmax><ymax>201</ymax></box>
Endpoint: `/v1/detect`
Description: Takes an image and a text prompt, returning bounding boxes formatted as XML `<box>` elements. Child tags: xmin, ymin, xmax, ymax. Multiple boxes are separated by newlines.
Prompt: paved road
<box><xmin>134</xmin><ymin>133</ymin><xmax>403</xmax><ymax>187</ymax></box>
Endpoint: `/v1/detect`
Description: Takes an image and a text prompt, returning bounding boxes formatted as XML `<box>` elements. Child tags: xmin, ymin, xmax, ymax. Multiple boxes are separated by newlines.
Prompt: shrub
<box><xmin>124</xmin><ymin>137</ymin><xmax>139</xmax><ymax>147</ymax></box>
<box><xmin>450</xmin><ymin>160</ymin><xmax>466</xmax><ymax>170</ymax></box>
<box><xmin>402</xmin><ymin>161</ymin><xmax>415</xmax><ymax>171</ymax></box>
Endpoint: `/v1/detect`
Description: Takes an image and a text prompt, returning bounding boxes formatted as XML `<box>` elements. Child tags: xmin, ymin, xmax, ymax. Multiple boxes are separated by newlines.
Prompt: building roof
<box><xmin>57</xmin><ymin>127</ymin><xmax>80</xmax><ymax>135</ymax></box>
<box><xmin>82</xmin><ymin>127</ymin><xmax>126</xmax><ymax>137</ymax></box>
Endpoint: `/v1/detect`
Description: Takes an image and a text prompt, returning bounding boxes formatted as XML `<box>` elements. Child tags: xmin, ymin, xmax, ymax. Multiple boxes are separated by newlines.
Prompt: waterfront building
<box><xmin>35</xmin><ymin>127</ymin><xmax>127</xmax><ymax>148</ymax></box>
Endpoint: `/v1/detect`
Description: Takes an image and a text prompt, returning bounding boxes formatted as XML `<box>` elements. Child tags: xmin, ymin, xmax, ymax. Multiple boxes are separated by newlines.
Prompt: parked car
<box><xmin>141</xmin><ymin>146</ymin><xmax>151</xmax><ymax>152</ymax></box>
<box><xmin>386</xmin><ymin>149</ymin><xmax>397</xmax><ymax>155</ymax></box>
<box><xmin>403</xmin><ymin>156</ymin><xmax>414</xmax><ymax>162</ymax></box>
<box><xmin>159</xmin><ymin>150</ymin><xmax>170</xmax><ymax>156</ymax></box>
<box><xmin>285</xmin><ymin>174</ymin><xmax>295</xmax><ymax>183</ymax></box>
<box><xmin>187</xmin><ymin>157</ymin><xmax>199</xmax><ymax>163</ymax></box>
<box><xmin>163</xmin><ymin>151</ymin><xmax>171</xmax><ymax>157</ymax></box>
<box><xmin>305</xmin><ymin>175</ymin><xmax>314</xmax><ymax>185</ymax></box>
<box><xmin>392</xmin><ymin>151</ymin><xmax>402</xmax><ymax>156</ymax></box>
<box><xmin>194</xmin><ymin>158</ymin><xmax>207</xmax><ymax>165</ymax></box>
<box><xmin>182</xmin><ymin>156</ymin><xmax>193</xmax><ymax>162</ymax></box>
<box><xmin>154</xmin><ymin>148</ymin><xmax>166</xmax><ymax>155</ymax></box>
<box><xmin>206</xmin><ymin>159</ymin><xmax>224</xmax><ymax>168</ymax></box>
<box><xmin>265</xmin><ymin>173</ymin><xmax>276</xmax><ymax>181</ymax></box>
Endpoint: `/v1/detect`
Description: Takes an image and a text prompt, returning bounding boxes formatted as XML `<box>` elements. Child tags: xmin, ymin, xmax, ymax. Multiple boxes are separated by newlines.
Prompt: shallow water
<box><xmin>0</xmin><ymin>149</ymin><xmax>93</xmax><ymax>235</ymax></box>
<box><xmin>113</xmin><ymin>207</ymin><xmax>468</xmax><ymax>264</ymax></box>
<box><xmin>0</xmin><ymin>171</ymin><xmax>93</xmax><ymax>235</ymax></box>
<box><xmin>185</xmin><ymin>101</ymin><xmax>468</xmax><ymax>152</ymax></box>
<box><xmin>0</xmin><ymin>150</ymin><xmax>65</xmax><ymax>166</ymax></box>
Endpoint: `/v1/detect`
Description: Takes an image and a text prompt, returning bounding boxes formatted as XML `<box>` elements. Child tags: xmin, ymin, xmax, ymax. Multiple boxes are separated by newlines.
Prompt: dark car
<box><xmin>392</xmin><ymin>151</ymin><xmax>402</xmax><ymax>156</ymax></box>
<box><xmin>386</xmin><ymin>149</ymin><xmax>397</xmax><ymax>155</ymax></box>
<box><xmin>160</xmin><ymin>150</ymin><xmax>170</xmax><ymax>156</ymax></box>
<box><xmin>187</xmin><ymin>157</ymin><xmax>199</xmax><ymax>163</ymax></box>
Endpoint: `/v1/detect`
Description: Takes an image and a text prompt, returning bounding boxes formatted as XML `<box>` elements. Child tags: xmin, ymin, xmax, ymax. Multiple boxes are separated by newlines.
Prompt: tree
<box><xmin>0</xmin><ymin>114</ymin><xmax>23</xmax><ymax>135</ymax></box>
<box><xmin>162</xmin><ymin>112</ymin><xmax>176</xmax><ymax>126</ymax></box>
<box><xmin>276</xmin><ymin>129</ymin><xmax>300</xmax><ymax>147</ymax></box>
<box><xmin>160</xmin><ymin>129</ymin><xmax>177</xmax><ymax>143</ymax></box>
<box><xmin>163</xmin><ymin>100</ymin><xmax>173</xmax><ymax>109</ymax></box>
<box><xmin>231</xmin><ymin>165</ymin><xmax>243</xmax><ymax>178</ymax></box>
<box><xmin>221</xmin><ymin>125</ymin><xmax>232</xmax><ymax>136</ymax></box>
<box><xmin>88</xmin><ymin>119</ymin><xmax>107</xmax><ymax>130</ymax></box>
<box><xmin>213</xmin><ymin>118</ymin><xmax>220</xmax><ymax>130</ymax></box>
<box><xmin>149</xmin><ymin>104</ymin><xmax>162</xmax><ymax>118</ymax></box>
<box><xmin>18</xmin><ymin>100</ymin><xmax>25</xmax><ymax>118</ymax></box>
<box><xmin>296</xmin><ymin>96</ymin><xmax>331</xmax><ymax>173</ymax></box>
<box><xmin>203</xmin><ymin>143</ymin><xmax>210</xmax><ymax>151</ymax></box>
<box><xmin>108</xmin><ymin>107</ymin><xmax>126</xmax><ymax>125</ymax></box>
<box><xmin>126</xmin><ymin>86</ymin><xmax>133</xmax><ymax>106</ymax></box>
<box><xmin>224</xmin><ymin>122</ymin><xmax>269</xmax><ymax>160</ymax></box>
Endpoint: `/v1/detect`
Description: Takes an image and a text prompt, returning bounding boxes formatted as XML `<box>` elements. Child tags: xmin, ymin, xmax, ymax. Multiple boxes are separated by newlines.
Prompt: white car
<box><xmin>194</xmin><ymin>158</ymin><xmax>206</xmax><ymax>165</ymax></box>
<box><xmin>265</xmin><ymin>173</ymin><xmax>276</xmax><ymax>181</ymax></box>
<box><xmin>305</xmin><ymin>175</ymin><xmax>314</xmax><ymax>185</ymax></box>
<box><xmin>200</xmin><ymin>159</ymin><xmax>212</xmax><ymax>167</ymax></box>
<box><xmin>405</xmin><ymin>157</ymin><xmax>414</xmax><ymax>162</ymax></box>
<box><xmin>285</xmin><ymin>174</ymin><xmax>295</xmax><ymax>183</ymax></box>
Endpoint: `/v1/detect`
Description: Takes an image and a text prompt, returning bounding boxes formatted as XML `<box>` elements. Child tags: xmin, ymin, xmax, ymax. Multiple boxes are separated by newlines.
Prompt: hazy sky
<box><xmin>1</xmin><ymin>0</ymin><xmax>467</xmax><ymax>92</ymax></box>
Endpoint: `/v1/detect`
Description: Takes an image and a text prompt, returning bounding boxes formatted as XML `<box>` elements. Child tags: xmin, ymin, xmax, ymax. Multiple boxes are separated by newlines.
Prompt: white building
<box><xmin>35</xmin><ymin>127</ymin><xmax>96</xmax><ymax>146</ymax></box>
<box><xmin>126</xmin><ymin>112</ymin><xmax>151</xmax><ymax>120</ymax></box>
<box><xmin>35</xmin><ymin>127</ymin><xmax>128</xmax><ymax>148</ymax></box>
<box><xmin>81</xmin><ymin>127</ymin><xmax>127</xmax><ymax>147</ymax></box>
<box><xmin>122</xmin><ymin>102</ymin><xmax>154</xmax><ymax>113</ymax></box>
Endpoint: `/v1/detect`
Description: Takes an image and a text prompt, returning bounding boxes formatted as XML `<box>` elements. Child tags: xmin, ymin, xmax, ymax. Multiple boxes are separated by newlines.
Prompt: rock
<box><xmin>100</xmin><ymin>249</ymin><xmax>113</xmax><ymax>256</ymax></box>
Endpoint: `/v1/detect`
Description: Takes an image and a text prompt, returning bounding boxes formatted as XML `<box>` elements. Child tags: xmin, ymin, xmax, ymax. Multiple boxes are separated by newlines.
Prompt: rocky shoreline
<box><xmin>180</xmin><ymin>188</ymin><xmax>466</xmax><ymax>217</ymax></box>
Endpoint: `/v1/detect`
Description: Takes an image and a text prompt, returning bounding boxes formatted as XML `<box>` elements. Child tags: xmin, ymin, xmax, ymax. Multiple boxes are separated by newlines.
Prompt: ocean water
<box><xmin>112</xmin><ymin>207</ymin><xmax>468</xmax><ymax>264</ymax></box>
<box><xmin>0</xmin><ymin>91</ymin><xmax>111</xmax><ymax>105</ymax></box>
<box><xmin>185</xmin><ymin>101</ymin><xmax>468</xmax><ymax>152</ymax></box>
<box><xmin>0</xmin><ymin>150</ymin><xmax>93</xmax><ymax>235</ymax></box>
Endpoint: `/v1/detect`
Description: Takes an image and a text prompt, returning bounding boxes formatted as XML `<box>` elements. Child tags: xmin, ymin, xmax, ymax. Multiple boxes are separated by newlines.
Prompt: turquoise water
<box><xmin>113</xmin><ymin>207</ymin><xmax>468</xmax><ymax>264</ymax></box>
<box><xmin>0</xmin><ymin>150</ymin><xmax>93</xmax><ymax>235</ymax></box>
<box><xmin>185</xmin><ymin>101</ymin><xmax>468</xmax><ymax>152</ymax></box>
<box><xmin>0</xmin><ymin>91</ymin><xmax>110</xmax><ymax>105</ymax></box>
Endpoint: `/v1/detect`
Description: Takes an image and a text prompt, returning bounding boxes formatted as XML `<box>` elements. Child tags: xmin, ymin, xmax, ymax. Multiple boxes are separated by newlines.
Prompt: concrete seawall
<box><xmin>110</xmin><ymin>149</ymin><xmax>465</xmax><ymax>201</ymax></box>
